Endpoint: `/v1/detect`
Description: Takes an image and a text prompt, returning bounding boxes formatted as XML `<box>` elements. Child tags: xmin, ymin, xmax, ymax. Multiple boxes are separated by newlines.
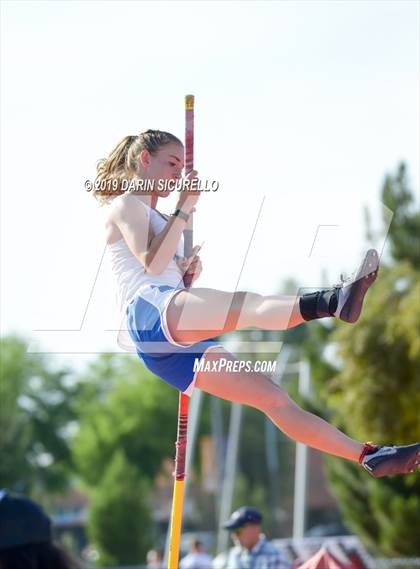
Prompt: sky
<box><xmin>1</xmin><ymin>0</ymin><xmax>419</xmax><ymax>366</ymax></box>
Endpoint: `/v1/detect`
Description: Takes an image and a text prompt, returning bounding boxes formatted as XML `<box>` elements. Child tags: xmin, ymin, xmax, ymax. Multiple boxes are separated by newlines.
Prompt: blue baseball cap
<box><xmin>222</xmin><ymin>507</ymin><xmax>263</xmax><ymax>530</ymax></box>
<box><xmin>0</xmin><ymin>490</ymin><xmax>52</xmax><ymax>550</ymax></box>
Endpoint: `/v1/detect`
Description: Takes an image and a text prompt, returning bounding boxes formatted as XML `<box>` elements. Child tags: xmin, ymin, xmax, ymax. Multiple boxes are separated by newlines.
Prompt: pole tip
<box><xmin>185</xmin><ymin>94</ymin><xmax>194</xmax><ymax>109</ymax></box>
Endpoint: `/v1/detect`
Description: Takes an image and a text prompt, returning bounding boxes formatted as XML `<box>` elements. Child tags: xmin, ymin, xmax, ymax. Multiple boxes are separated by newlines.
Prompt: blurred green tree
<box><xmin>73</xmin><ymin>356</ymin><xmax>186</xmax><ymax>564</ymax></box>
<box><xmin>0</xmin><ymin>335</ymin><xmax>78</xmax><ymax>495</ymax></box>
<box><xmin>73</xmin><ymin>356</ymin><xmax>179</xmax><ymax>486</ymax></box>
<box><xmin>304</xmin><ymin>162</ymin><xmax>420</xmax><ymax>556</ymax></box>
<box><xmin>326</xmin><ymin>263</ymin><xmax>419</xmax><ymax>442</ymax></box>
<box><xmin>87</xmin><ymin>451</ymin><xmax>153</xmax><ymax>566</ymax></box>
<box><xmin>380</xmin><ymin>162</ymin><xmax>420</xmax><ymax>267</ymax></box>
<box><xmin>324</xmin><ymin>260</ymin><xmax>420</xmax><ymax>556</ymax></box>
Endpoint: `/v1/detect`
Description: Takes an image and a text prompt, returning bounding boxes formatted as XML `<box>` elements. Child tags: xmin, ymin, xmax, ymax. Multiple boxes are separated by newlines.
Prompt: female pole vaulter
<box><xmin>92</xmin><ymin>129</ymin><xmax>419</xmax><ymax>478</ymax></box>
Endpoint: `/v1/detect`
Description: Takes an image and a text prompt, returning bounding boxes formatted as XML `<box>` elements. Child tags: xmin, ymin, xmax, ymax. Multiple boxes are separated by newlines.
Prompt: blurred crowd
<box><xmin>0</xmin><ymin>490</ymin><xmax>292</xmax><ymax>569</ymax></box>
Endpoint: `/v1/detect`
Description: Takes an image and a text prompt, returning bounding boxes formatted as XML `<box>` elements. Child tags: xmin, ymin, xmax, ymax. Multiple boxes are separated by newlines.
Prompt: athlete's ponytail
<box><xmin>92</xmin><ymin>130</ymin><xmax>182</xmax><ymax>205</ymax></box>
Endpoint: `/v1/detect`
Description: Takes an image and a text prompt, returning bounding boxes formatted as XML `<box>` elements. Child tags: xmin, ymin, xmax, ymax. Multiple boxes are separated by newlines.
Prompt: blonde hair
<box><xmin>92</xmin><ymin>129</ymin><xmax>182</xmax><ymax>205</ymax></box>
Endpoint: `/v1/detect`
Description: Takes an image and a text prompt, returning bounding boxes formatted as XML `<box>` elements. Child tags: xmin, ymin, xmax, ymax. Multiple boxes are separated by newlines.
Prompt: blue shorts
<box><xmin>126</xmin><ymin>284</ymin><xmax>222</xmax><ymax>395</ymax></box>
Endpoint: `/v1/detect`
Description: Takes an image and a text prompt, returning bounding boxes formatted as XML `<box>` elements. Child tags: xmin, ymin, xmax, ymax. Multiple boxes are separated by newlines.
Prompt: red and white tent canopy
<box><xmin>297</xmin><ymin>546</ymin><xmax>353</xmax><ymax>569</ymax></box>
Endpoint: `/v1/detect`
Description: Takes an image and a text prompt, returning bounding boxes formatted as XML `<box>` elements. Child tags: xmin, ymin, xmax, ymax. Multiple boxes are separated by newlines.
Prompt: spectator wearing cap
<box><xmin>0</xmin><ymin>489</ymin><xmax>81</xmax><ymax>569</ymax></box>
<box><xmin>217</xmin><ymin>506</ymin><xmax>291</xmax><ymax>569</ymax></box>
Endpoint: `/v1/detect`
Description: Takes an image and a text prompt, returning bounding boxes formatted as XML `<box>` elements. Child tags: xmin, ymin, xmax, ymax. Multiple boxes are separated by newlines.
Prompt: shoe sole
<box><xmin>339</xmin><ymin>249</ymin><xmax>379</xmax><ymax>323</ymax></box>
<box><xmin>369</xmin><ymin>443</ymin><xmax>420</xmax><ymax>478</ymax></box>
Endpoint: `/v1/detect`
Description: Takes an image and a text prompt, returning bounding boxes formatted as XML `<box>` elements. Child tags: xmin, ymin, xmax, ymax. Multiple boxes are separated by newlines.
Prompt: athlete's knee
<box><xmin>256</xmin><ymin>386</ymin><xmax>295</xmax><ymax>415</ymax></box>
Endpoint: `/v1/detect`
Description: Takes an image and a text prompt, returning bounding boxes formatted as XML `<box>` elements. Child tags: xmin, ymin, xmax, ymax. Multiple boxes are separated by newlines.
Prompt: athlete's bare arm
<box><xmin>110</xmin><ymin>194</ymin><xmax>189</xmax><ymax>275</ymax></box>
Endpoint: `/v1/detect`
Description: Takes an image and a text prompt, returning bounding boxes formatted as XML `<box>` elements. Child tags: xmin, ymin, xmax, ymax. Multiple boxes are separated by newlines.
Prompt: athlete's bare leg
<box><xmin>166</xmin><ymin>288</ymin><xmax>304</xmax><ymax>345</ymax></box>
<box><xmin>166</xmin><ymin>249</ymin><xmax>379</xmax><ymax>345</ymax></box>
<box><xmin>195</xmin><ymin>347</ymin><xmax>363</xmax><ymax>462</ymax></box>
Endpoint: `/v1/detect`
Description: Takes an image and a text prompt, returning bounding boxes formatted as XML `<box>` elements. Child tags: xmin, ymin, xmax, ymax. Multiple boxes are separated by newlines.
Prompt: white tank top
<box><xmin>106</xmin><ymin>200</ymin><xmax>185</xmax><ymax>352</ymax></box>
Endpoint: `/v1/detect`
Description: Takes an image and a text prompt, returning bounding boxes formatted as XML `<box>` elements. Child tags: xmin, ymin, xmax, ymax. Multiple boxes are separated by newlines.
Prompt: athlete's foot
<box><xmin>299</xmin><ymin>249</ymin><xmax>379</xmax><ymax>322</ymax></box>
<box><xmin>333</xmin><ymin>249</ymin><xmax>379</xmax><ymax>323</ymax></box>
<box><xmin>360</xmin><ymin>442</ymin><xmax>420</xmax><ymax>478</ymax></box>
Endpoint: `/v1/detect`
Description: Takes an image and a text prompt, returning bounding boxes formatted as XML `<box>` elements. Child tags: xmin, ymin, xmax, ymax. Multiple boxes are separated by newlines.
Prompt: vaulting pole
<box><xmin>167</xmin><ymin>94</ymin><xmax>195</xmax><ymax>569</ymax></box>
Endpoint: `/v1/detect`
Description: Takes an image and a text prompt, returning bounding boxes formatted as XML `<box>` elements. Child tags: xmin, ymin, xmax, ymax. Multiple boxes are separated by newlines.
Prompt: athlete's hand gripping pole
<box><xmin>168</xmin><ymin>94</ymin><xmax>194</xmax><ymax>569</ymax></box>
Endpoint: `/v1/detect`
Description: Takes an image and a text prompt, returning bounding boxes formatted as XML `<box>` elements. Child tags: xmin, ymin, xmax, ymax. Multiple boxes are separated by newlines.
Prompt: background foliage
<box><xmin>304</xmin><ymin>163</ymin><xmax>420</xmax><ymax>556</ymax></box>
